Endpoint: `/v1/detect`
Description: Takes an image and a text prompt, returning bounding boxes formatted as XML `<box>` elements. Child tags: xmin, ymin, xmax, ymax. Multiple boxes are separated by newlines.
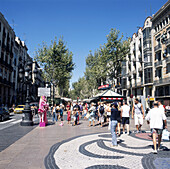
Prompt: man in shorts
<box><xmin>145</xmin><ymin>101</ymin><xmax>167</xmax><ymax>154</ymax></box>
<box><xmin>121</xmin><ymin>101</ymin><xmax>130</xmax><ymax>135</ymax></box>
<box><xmin>132</xmin><ymin>98</ymin><xmax>144</xmax><ymax>133</ymax></box>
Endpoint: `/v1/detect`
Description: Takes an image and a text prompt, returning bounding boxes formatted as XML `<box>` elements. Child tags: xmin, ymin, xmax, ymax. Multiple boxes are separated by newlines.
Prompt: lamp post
<box><xmin>19</xmin><ymin>60</ymin><xmax>38</xmax><ymax>126</ymax></box>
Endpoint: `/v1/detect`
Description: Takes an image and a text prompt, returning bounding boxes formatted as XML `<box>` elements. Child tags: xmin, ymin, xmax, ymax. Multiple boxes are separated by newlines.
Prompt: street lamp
<box><xmin>19</xmin><ymin>60</ymin><xmax>38</xmax><ymax>126</ymax></box>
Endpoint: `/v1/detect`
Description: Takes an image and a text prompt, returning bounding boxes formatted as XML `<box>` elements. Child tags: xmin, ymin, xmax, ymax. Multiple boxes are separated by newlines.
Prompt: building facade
<box><xmin>152</xmin><ymin>1</ymin><xmax>170</xmax><ymax>106</ymax></box>
<box><xmin>0</xmin><ymin>12</ymin><xmax>45</xmax><ymax>106</ymax></box>
<box><xmin>121</xmin><ymin>1</ymin><xmax>170</xmax><ymax>109</ymax></box>
<box><xmin>0</xmin><ymin>12</ymin><xmax>15</xmax><ymax>106</ymax></box>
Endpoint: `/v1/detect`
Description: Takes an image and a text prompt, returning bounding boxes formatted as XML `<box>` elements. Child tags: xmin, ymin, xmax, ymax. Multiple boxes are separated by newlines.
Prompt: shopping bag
<box><xmin>162</xmin><ymin>129</ymin><xmax>169</xmax><ymax>141</ymax></box>
<box><xmin>108</xmin><ymin>121</ymin><xmax>111</xmax><ymax>130</ymax></box>
<box><xmin>85</xmin><ymin>113</ymin><xmax>90</xmax><ymax>119</ymax></box>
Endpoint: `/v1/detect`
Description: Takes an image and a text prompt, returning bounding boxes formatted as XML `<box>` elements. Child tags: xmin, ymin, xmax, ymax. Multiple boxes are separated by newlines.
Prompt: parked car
<box><xmin>0</xmin><ymin>107</ymin><xmax>10</xmax><ymax>121</ymax></box>
<box><xmin>14</xmin><ymin>105</ymin><xmax>25</xmax><ymax>114</ymax></box>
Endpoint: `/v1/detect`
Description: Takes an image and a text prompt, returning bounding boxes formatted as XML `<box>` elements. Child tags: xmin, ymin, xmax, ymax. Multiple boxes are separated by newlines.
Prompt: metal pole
<box><xmin>53</xmin><ymin>83</ymin><xmax>54</xmax><ymax>106</ymax></box>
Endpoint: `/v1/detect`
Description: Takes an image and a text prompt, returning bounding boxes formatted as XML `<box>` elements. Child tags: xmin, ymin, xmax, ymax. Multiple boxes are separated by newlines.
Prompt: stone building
<box><xmin>152</xmin><ymin>1</ymin><xmax>170</xmax><ymax>106</ymax></box>
<box><xmin>0</xmin><ymin>12</ymin><xmax>15</xmax><ymax>106</ymax></box>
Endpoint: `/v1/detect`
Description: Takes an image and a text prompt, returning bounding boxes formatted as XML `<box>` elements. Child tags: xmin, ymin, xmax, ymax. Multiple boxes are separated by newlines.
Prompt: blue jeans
<box><xmin>110</xmin><ymin>120</ymin><xmax>118</xmax><ymax>146</ymax></box>
<box><xmin>53</xmin><ymin>112</ymin><xmax>57</xmax><ymax>122</ymax></box>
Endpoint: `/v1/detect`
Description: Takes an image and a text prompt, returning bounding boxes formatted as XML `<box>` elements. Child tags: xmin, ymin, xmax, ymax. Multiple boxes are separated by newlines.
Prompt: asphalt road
<box><xmin>0</xmin><ymin>113</ymin><xmax>39</xmax><ymax>152</ymax></box>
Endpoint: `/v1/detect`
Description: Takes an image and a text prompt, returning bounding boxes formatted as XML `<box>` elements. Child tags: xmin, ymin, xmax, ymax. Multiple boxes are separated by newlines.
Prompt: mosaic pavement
<box><xmin>45</xmin><ymin>132</ymin><xmax>170</xmax><ymax>169</ymax></box>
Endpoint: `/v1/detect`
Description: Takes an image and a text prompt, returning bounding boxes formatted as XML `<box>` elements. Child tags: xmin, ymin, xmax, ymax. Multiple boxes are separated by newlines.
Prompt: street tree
<box><xmin>34</xmin><ymin>37</ymin><xmax>75</xmax><ymax>97</ymax></box>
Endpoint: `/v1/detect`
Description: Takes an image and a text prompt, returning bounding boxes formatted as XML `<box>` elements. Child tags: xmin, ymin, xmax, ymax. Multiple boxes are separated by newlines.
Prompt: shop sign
<box><xmin>38</xmin><ymin>87</ymin><xmax>50</xmax><ymax>97</ymax></box>
<box><xmin>98</xmin><ymin>84</ymin><xmax>111</xmax><ymax>90</ymax></box>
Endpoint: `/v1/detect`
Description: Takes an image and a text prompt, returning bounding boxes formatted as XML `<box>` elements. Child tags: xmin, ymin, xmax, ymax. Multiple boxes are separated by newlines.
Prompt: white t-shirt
<box><xmin>134</xmin><ymin>103</ymin><xmax>142</xmax><ymax>114</ymax></box>
<box><xmin>145</xmin><ymin>107</ymin><xmax>167</xmax><ymax>129</ymax></box>
<box><xmin>53</xmin><ymin>107</ymin><xmax>56</xmax><ymax>113</ymax></box>
<box><xmin>121</xmin><ymin>105</ymin><xmax>130</xmax><ymax>117</ymax></box>
<box><xmin>159</xmin><ymin>105</ymin><xmax>165</xmax><ymax>113</ymax></box>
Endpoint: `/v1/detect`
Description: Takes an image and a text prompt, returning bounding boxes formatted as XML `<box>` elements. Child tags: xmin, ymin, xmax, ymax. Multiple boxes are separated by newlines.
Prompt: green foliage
<box><xmin>71</xmin><ymin>28</ymin><xmax>130</xmax><ymax>98</ymax></box>
<box><xmin>34</xmin><ymin>37</ymin><xmax>75</xmax><ymax>97</ymax></box>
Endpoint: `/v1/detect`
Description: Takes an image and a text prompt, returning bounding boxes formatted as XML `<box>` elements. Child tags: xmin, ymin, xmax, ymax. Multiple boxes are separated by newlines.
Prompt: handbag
<box><xmin>162</xmin><ymin>129</ymin><xmax>169</xmax><ymax>141</ymax></box>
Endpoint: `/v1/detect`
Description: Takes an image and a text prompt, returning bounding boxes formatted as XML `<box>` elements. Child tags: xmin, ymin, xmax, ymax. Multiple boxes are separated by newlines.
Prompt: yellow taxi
<box><xmin>14</xmin><ymin>105</ymin><xmax>25</xmax><ymax>114</ymax></box>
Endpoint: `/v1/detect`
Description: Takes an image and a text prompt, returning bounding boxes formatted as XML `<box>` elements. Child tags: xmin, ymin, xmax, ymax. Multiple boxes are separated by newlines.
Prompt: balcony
<box><xmin>143</xmin><ymin>35</ymin><xmax>151</xmax><ymax>41</ymax></box>
<box><xmin>2</xmin><ymin>43</ymin><xmax>6</xmax><ymax>51</ymax></box>
<box><xmin>138</xmin><ymin>55</ymin><xmax>142</xmax><ymax>59</ymax></box>
<box><xmin>154</xmin><ymin>44</ymin><xmax>162</xmax><ymax>52</ymax></box>
<box><xmin>165</xmin><ymin>56</ymin><xmax>170</xmax><ymax>63</ymax></box>
<box><xmin>166</xmin><ymin>38</ymin><xmax>170</xmax><ymax>46</ymax></box>
<box><xmin>137</xmin><ymin>80</ymin><xmax>143</xmax><ymax>86</ymax></box>
<box><xmin>138</xmin><ymin>67</ymin><xmax>143</xmax><ymax>72</ymax></box>
<box><xmin>144</xmin><ymin>62</ymin><xmax>152</xmax><ymax>68</ymax></box>
<box><xmin>143</xmin><ymin>47</ymin><xmax>152</xmax><ymax>53</ymax></box>
<box><xmin>133</xmin><ymin>70</ymin><xmax>136</xmax><ymax>74</ymax></box>
<box><xmin>154</xmin><ymin>77</ymin><xmax>170</xmax><ymax>86</ymax></box>
<box><xmin>154</xmin><ymin>60</ymin><xmax>163</xmax><ymax>68</ymax></box>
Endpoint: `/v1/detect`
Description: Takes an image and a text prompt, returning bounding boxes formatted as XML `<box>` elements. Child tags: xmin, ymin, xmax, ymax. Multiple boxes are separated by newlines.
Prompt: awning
<box><xmin>61</xmin><ymin>97</ymin><xmax>72</xmax><ymax>102</ymax></box>
<box><xmin>91</xmin><ymin>89</ymin><xmax>125</xmax><ymax>101</ymax></box>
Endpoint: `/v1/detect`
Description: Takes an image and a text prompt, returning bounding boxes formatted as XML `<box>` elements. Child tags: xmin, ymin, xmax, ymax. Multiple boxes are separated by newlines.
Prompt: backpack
<box><xmin>99</xmin><ymin>106</ymin><xmax>104</xmax><ymax>115</ymax></box>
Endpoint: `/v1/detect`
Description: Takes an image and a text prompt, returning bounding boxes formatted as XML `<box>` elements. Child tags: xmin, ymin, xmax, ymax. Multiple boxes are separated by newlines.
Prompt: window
<box><xmin>163</xmin><ymin>20</ymin><xmax>165</xmax><ymax>27</ymax></box>
<box><xmin>165</xmin><ymin>86</ymin><xmax>169</xmax><ymax>96</ymax></box>
<box><xmin>160</xmin><ymin>22</ymin><xmax>162</xmax><ymax>29</ymax></box>
<box><xmin>149</xmin><ymin>88</ymin><xmax>152</xmax><ymax>96</ymax></box>
<box><xmin>157</xmin><ymin>68</ymin><xmax>162</xmax><ymax>78</ymax></box>
<box><xmin>0</xmin><ymin>67</ymin><xmax>2</xmax><ymax>77</ymax></box>
<box><xmin>156</xmin><ymin>51</ymin><xmax>161</xmax><ymax>61</ymax></box>
<box><xmin>144</xmin><ymin>68</ymin><xmax>153</xmax><ymax>83</ymax></box>
<box><xmin>166</xmin><ymin>64</ymin><xmax>170</xmax><ymax>74</ymax></box>
<box><xmin>157</xmin><ymin>38</ymin><xmax>161</xmax><ymax>45</ymax></box>
<box><xmin>166</xmin><ymin>17</ymin><xmax>168</xmax><ymax>25</ymax></box>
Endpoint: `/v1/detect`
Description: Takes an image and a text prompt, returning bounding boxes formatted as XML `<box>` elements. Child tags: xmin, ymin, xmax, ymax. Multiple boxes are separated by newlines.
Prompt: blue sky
<box><xmin>0</xmin><ymin>0</ymin><xmax>168</xmax><ymax>87</ymax></box>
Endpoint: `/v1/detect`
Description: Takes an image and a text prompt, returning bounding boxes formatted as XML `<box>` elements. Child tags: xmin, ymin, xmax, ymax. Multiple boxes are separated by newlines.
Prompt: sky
<box><xmin>0</xmin><ymin>0</ymin><xmax>168</xmax><ymax>87</ymax></box>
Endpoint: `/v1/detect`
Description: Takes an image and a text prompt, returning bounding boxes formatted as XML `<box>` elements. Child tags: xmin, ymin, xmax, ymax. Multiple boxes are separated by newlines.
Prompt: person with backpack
<box><xmin>98</xmin><ymin>102</ymin><xmax>105</xmax><ymax>127</ymax></box>
<box><xmin>132</xmin><ymin>98</ymin><xmax>145</xmax><ymax>133</ymax></box>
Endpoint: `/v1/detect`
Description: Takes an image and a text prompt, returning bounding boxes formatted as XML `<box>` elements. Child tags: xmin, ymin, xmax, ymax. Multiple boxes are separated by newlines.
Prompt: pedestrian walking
<box><xmin>52</xmin><ymin>104</ymin><xmax>57</xmax><ymax>122</ymax></box>
<box><xmin>110</xmin><ymin>103</ymin><xmax>119</xmax><ymax>147</ymax></box>
<box><xmin>98</xmin><ymin>102</ymin><xmax>105</xmax><ymax>127</ymax></box>
<box><xmin>121</xmin><ymin>101</ymin><xmax>130</xmax><ymax>135</ymax></box>
<box><xmin>88</xmin><ymin>103</ymin><xmax>96</xmax><ymax>127</ymax></box>
<box><xmin>145</xmin><ymin>101</ymin><xmax>167</xmax><ymax>154</ymax></box>
<box><xmin>116</xmin><ymin>102</ymin><xmax>121</xmax><ymax>136</ymax></box>
<box><xmin>72</xmin><ymin>108</ymin><xmax>77</xmax><ymax>126</ymax></box>
<box><xmin>59</xmin><ymin>105</ymin><xmax>64</xmax><ymax>126</ymax></box>
<box><xmin>132</xmin><ymin>98</ymin><xmax>145</xmax><ymax>133</ymax></box>
<box><xmin>106</xmin><ymin>103</ymin><xmax>111</xmax><ymax>124</ymax></box>
<box><xmin>66</xmin><ymin>105</ymin><xmax>71</xmax><ymax>124</ymax></box>
<box><xmin>79</xmin><ymin>102</ymin><xmax>83</xmax><ymax>119</ymax></box>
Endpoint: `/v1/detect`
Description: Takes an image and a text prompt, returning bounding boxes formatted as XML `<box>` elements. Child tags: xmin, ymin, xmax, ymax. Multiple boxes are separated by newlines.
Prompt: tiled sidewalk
<box><xmin>0</xmin><ymin>118</ymin><xmax>169</xmax><ymax>169</ymax></box>
<box><xmin>45</xmin><ymin>132</ymin><xmax>170</xmax><ymax>169</ymax></box>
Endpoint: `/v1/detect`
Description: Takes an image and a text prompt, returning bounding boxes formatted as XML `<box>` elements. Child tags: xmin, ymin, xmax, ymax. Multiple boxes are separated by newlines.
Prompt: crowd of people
<box><xmin>50</xmin><ymin>98</ymin><xmax>168</xmax><ymax>154</ymax></box>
